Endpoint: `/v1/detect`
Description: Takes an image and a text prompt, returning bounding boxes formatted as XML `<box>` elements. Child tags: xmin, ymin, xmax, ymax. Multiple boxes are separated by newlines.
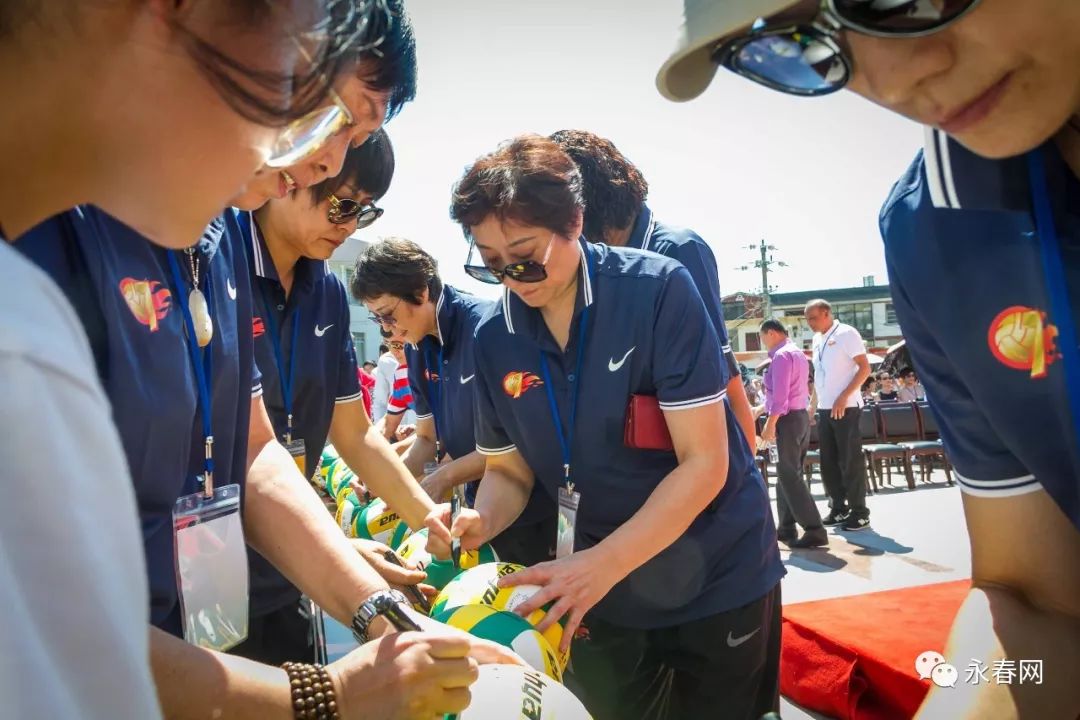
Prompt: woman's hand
<box><xmin>423</xmin><ymin>503</ymin><xmax>488</xmax><ymax>560</ymax></box>
<box><xmin>501</xmin><ymin>547</ymin><xmax>624</xmax><ymax>653</ymax></box>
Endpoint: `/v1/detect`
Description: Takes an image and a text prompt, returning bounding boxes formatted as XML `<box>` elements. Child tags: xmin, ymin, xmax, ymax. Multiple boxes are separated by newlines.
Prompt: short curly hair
<box><xmin>549</xmin><ymin>129</ymin><xmax>648</xmax><ymax>243</ymax></box>
<box><xmin>351</xmin><ymin>236</ymin><xmax>442</xmax><ymax>306</ymax></box>
<box><xmin>449</xmin><ymin>134</ymin><xmax>583</xmax><ymax>240</ymax></box>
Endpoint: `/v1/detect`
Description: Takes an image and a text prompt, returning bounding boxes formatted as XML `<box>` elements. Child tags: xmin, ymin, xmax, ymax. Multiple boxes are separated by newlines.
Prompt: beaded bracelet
<box><xmin>282</xmin><ymin>661</ymin><xmax>341</xmax><ymax>720</ymax></box>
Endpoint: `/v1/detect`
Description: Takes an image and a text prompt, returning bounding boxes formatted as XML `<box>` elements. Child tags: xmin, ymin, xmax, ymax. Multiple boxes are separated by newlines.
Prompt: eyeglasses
<box><xmin>463</xmin><ymin>234</ymin><xmax>556</xmax><ymax>285</ymax></box>
<box><xmin>368</xmin><ymin>297</ymin><xmax>402</xmax><ymax>327</ymax></box>
<box><xmin>328</xmin><ymin>194</ymin><xmax>384</xmax><ymax>227</ymax></box>
<box><xmin>713</xmin><ymin>0</ymin><xmax>982</xmax><ymax>96</ymax></box>
<box><xmin>264</xmin><ymin>86</ymin><xmax>355</xmax><ymax>168</ymax></box>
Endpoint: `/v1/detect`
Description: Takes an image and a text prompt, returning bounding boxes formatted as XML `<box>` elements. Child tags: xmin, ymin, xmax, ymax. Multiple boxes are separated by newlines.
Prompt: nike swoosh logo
<box><xmin>226</xmin><ymin>279</ymin><xmax>237</xmax><ymax>300</ymax></box>
<box><xmin>608</xmin><ymin>347</ymin><xmax>635</xmax><ymax>372</ymax></box>
<box><xmin>726</xmin><ymin>628</ymin><xmax>759</xmax><ymax>648</ymax></box>
<box><xmin>314</xmin><ymin>324</ymin><xmax>334</xmax><ymax>337</ymax></box>
<box><xmin>460</xmin><ymin>374</ymin><xmax>475</xmax><ymax>384</ymax></box>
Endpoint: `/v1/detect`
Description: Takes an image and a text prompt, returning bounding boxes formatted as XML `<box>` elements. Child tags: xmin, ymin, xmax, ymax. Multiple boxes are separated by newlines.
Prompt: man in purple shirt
<box><xmin>760</xmin><ymin>320</ymin><xmax>826</xmax><ymax>548</ymax></box>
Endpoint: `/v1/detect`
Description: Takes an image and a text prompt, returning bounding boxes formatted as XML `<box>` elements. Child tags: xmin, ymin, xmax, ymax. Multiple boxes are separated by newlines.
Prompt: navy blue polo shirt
<box><xmin>472</xmin><ymin>239</ymin><xmax>784</xmax><ymax>629</ymax></box>
<box><xmin>881</xmin><ymin>128</ymin><xmax>1079</xmax><ymax>530</ymax></box>
<box><xmin>19</xmin><ymin>206</ymin><xmax>259</xmax><ymax>635</ymax></box>
<box><xmin>405</xmin><ymin>284</ymin><xmax>491</xmax><ymax>506</ymax></box>
<box><xmin>240</xmin><ymin>211</ymin><xmax>363</xmax><ymax>616</ymax></box>
<box><xmin>627</xmin><ymin>205</ymin><xmax>740</xmax><ymax>379</ymax></box>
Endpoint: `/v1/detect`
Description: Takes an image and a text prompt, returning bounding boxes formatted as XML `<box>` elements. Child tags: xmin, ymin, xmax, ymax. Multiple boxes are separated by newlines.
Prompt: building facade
<box><xmin>326</xmin><ymin>236</ymin><xmax>385</xmax><ymax>365</ymax></box>
<box><xmin>723</xmin><ymin>282</ymin><xmax>901</xmax><ymax>354</ymax></box>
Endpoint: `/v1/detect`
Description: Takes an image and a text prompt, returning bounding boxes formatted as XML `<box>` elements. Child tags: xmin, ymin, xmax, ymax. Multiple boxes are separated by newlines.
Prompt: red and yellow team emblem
<box><xmin>987</xmin><ymin>306</ymin><xmax>1059</xmax><ymax>379</ymax></box>
<box><xmin>119</xmin><ymin>278</ymin><xmax>171</xmax><ymax>332</ymax></box>
<box><xmin>503</xmin><ymin>371</ymin><xmax>543</xmax><ymax>399</ymax></box>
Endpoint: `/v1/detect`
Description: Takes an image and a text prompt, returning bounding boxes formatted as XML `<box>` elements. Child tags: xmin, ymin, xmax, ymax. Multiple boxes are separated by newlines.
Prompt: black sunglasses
<box><xmin>463</xmin><ymin>234</ymin><xmax>556</xmax><ymax>285</ymax></box>
<box><xmin>714</xmin><ymin>0</ymin><xmax>982</xmax><ymax>96</ymax></box>
<box><xmin>328</xmin><ymin>193</ymin><xmax>384</xmax><ymax>228</ymax></box>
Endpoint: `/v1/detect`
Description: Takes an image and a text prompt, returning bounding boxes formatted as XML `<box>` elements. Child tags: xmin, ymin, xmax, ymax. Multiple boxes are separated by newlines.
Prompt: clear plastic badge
<box><xmin>173</xmin><ymin>483</ymin><xmax>249</xmax><ymax>650</ymax></box>
<box><xmin>556</xmin><ymin>486</ymin><xmax>580</xmax><ymax>559</ymax></box>
<box><xmin>285</xmin><ymin>438</ymin><xmax>306</xmax><ymax>477</ymax></box>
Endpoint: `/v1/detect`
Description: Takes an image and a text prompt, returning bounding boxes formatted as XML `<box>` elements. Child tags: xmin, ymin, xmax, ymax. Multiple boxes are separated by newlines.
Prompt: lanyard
<box><xmin>538</xmin><ymin>306</ymin><xmax>591</xmax><ymax>492</ymax></box>
<box><xmin>1028</xmin><ymin>149</ymin><xmax>1080</xmax><ymax>448</ymax></box>
<box><xmin>816</xmin><ymin>323</ymin><xmax>841</xmax><ymax>366</ymax></box>
<box><xmin>262</xmin><ymin>292</ymin><xmax>301</xmax><ymax>443</ymax></box>
<box><xmin>166</xmin><ymin>250</ymin><xmax>215</xmax><ymax>496</ymax></box>
<box><xmin>424</xmin><ymin>344</ymin><xmax>445</xmax><ymax>457</ymax></box>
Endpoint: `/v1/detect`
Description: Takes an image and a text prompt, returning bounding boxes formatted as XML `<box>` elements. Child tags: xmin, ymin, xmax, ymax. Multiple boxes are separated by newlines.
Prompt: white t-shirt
<box><xmin>812</xmin><ymin>320</ymin><xmax>867</xmax><ymax>410</ymax></box>
<box><xmin>0</xmin><ymin>242</ymin><xmax>162</xmax><ymax>719</ymax></box>
<box><xmin>372</xmin><ymin>351</ymin><xmax>399</xmax><ymax>421</ymax></box>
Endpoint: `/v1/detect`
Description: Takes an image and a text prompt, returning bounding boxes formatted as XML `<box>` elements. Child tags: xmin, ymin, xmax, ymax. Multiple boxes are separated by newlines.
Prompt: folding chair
<box><xmin>899</xmin><ymin>403</ymin><xmax>954</xmax><ymax>485</ymax></box>
<box><xmin>864</xmin><ymin>403</ymin><xmax>918</xmax><ymax>489</ymax></box>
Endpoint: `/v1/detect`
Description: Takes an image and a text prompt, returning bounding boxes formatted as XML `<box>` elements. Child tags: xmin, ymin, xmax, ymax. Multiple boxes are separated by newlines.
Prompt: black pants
<box><xmin>817</xmin><ymin>407</ymin><xmax>868</xmax><ymax>519</ymax></box>
<box><xmin>489</xmin><ymin>514</ymin><xmax>557</xmax><ymax>567</ymax></box>
<box><xmin>775</xmin><ymin>411</ymin><xmax>823</xmax><ymax>532</ymax></box>
<box><xmin>229</xmin><ymin>600</ymin><xmax>313</xmax><ymax>665</ymax></box>
<box><xmin>570</xmin><ymin>583</ymin><xmax>782</xmax><ymax>720</ymax></box>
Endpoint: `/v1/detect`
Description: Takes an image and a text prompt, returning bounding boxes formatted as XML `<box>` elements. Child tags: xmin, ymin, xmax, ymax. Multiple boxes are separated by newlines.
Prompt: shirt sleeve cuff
<box><xmin>476</xmin><ymin>442</ymin><xmax>517</xmax><ymax>456</ymax></box>
<box><xmin>658</xmin><ymin>388</ymin><xmax>727</xmax><ymax>412</ymax></box>
<box><xmin>955</xmin><ymin>472</ymin><xmax>1043</xmax><ymax>498</ymax></box>
<box><xmin>335</xmin><ymin>391</ymin><xmax>364</xmax><ymax>405</ymax></box>
<box><xmin>251</xmin><ymin>383</ymin><xmax>263</xmax><ymax>398</ymax></box>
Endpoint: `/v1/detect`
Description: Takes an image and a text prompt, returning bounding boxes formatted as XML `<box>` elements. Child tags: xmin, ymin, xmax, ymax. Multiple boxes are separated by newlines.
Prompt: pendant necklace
<box><xmin>185</xmin><ymin>246</ymin><xmax>214</xmax><ymax>347</ymax></box>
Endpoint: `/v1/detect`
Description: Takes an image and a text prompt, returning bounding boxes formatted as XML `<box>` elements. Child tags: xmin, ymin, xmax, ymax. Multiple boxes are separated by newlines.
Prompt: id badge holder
<box><xmin>173</xmin><ymin>482</ymin><xmax>249</xmax><ymax>650</ymax></box>
<box><xmin>556</xmin><ymin>485</ymin><xmax>580</xmax><ymax>559</ymax></box>
<box><xmin>285</xmin><ymin>437</ymin><xmax>307</xmax><ymax>477</ymax></box>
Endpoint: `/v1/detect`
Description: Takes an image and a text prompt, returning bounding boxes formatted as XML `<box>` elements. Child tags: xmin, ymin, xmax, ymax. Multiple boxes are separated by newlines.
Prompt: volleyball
<box><xmin>396</xmin><ymin>528</ymin><xmax>499</xmax><ymax>590</ymax></box>
<box><xmin>434</xmin><ymin>605</ymin><xmax>562</xmax><ymax>682</ymax></box>
<box><xmin>351</xmin><ymin>497</ymin><xmax>404</xmax><ymax>546</ymax></box>
<box><xmin>430</xmin><ymin>563</ymin><xmax>568</xmax><ymax>670</ymax></box>
<box><xmin>388</xmin><ymin>520</ymin><xmax>412</xmax><ymax>550</ymax></box>
<box><xmin>988</xmin><ymin>305</ymin><xmax>1058</xmax><ymax>379</ymax></box>
<box><xmin>324</xmin><ymin>458</ymin><xmax>353</xmax><ymax>498</ymax></box>
<box><xmin>335</xmin><ymin>497</ymin><xmax>357</xmax><ymax>536</ymax></box>
<box><xmin>446</xmin><ymin>664</ymin><xmax>591</xmax><ymax>720</ymax></box>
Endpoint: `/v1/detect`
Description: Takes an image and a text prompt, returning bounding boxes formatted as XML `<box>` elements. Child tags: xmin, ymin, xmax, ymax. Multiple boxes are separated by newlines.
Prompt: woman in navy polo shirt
<box><xmin>432</xmin><ymin>134</ymin><xmax>785</xmax><ymax>720</ymax></box>
<box><xmin>238</xmin><ymin>130</ymin><xmax>439</xmax><ymax>663</ymax></box>
<box><xmin>656</xmin><ymin>1</ymin><xmax>1080</xmax><ymax>715</ymax></box>
<box><xmin>351</xmin><ymin>237</ymin><xmax>557</xmax><ymax>567</ymax></box>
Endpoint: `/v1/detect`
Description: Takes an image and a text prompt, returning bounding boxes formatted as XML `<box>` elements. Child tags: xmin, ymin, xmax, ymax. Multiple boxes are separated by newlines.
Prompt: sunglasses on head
<box><xmin>713</xmin><ymin>0</ymin><xmax>982</xmax><ymax>96</ymax></box>
<box><xmin>328</xmin><ymin>193</ymin><xmax>384</xmax><ymax>227</ymax></box>
<box><xmin>463</xmin><ymin>233</ymin><xmax>556</xmax><ymax>285</ymax></box>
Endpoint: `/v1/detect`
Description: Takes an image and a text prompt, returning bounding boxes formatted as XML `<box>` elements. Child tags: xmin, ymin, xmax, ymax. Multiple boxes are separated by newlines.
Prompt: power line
<box><xmin>735</xmin><ymin>239</ymin><xmax>788</xmax><ymax>321</ymax></box>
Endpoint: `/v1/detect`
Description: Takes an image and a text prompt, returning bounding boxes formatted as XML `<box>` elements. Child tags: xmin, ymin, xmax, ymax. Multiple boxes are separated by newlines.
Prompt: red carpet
<box><xmin>781</xmin><ymin>580</ymin><xmax>971</xmax><ymax>720</ymax></box>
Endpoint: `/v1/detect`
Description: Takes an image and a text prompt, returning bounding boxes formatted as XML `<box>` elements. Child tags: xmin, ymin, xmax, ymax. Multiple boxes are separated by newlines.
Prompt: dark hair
<box><xmin>378</xmin><ymin>344</ymin><xmax>389</xmax><ymax>354</ymax></box>
<box><xmin>309</xmin><ymin>127</ymin><xmax>395</xmax><ymax>205</ymax></box>
<box><xmin>174</xmin><ymin>0</ymin><xmax>400</xmax><ymax>127</ymax></box>
<box><xmin>351</xmin><ymin>0</ymin><xmax>417</xmax><ymax>121</ymax></box>
<box><xmin>549</xmin><ymin>129</ymin><xmax>648</xmax><ymax>243</ymax></box>
<box><xmin>352</xmin><ymin>237</ymin><xmax>442</xmax><ymax>306</ymax></box>
<box><xmin>450</xmin><ymin>134</ymin><xmax>583</xmax><ymax>240</ymax></box>
<box><xmin>761</xmin><ymin>319</ymin><xmax>787</xmax><ymax>336</ymax></box>
<box><xmin>362</xmin><ymin>360</ymin><xmax>377</xmax><ymax>368</ymax></box>
<box><xmin>898</xmin><ymin>367</ymin><xmax>916</xmax><ymax>378</ymax></box>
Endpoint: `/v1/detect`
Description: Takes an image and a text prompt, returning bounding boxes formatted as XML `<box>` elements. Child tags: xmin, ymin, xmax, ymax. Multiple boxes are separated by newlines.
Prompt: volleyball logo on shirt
<box><xmin>502</xmin><ymin>371</ymin><xmax>544</xmax><ymax>399</ymax></box>
<box><xmin>987</xmin><ymin>306</ymin><xmax>1059</xmax><ymax>379</ymax></box>
<box><xmin>118</xmin><ymin>278</ymin><xmax>171</xmax><ymax>332</ymax></box>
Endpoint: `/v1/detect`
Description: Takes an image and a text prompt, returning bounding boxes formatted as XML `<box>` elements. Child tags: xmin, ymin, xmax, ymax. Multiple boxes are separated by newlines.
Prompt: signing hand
<box><xmin>327</xmin><ymin>631</ymin><xmax>479</xmax><ymax>719</ymax></box>
<box><xmin>351</xmin><ymin>539</ymin><xmax>426</xmax><ymax>588</ymax></box>
<box><xmin>501</xmin><ymin>547</ymin><xmax>622</xmax><ymax>654</ymax></box>
<box><xmin>420</xmin><ymin>466</ymin><xmax>451</xmax><ymax>503</ymax></box>
<box><xmin>422</xmin><ymin>503</ymin><xmax>487</xmax><ymax>561</ymax></box>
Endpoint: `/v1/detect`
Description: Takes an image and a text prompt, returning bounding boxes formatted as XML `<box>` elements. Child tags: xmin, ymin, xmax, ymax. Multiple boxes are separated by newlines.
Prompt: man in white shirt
<box><xmin>372</xmin><ymin>341</ymin><xmax>397</xmax><ymax>422</ymax></box>
<box><xmin>0</xmin><ymin>243</ymin><xmax>162</xmax><ymax>719</ymax></box>
<box><xmin>807</xmin><ymin>299</ymin><xmax>873</xmax><ymax>531</ymax></box>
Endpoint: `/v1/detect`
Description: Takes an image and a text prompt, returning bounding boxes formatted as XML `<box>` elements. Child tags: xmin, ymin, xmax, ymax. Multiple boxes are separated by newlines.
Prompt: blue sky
<box><xmin>358</xmin><ymin>0</ymin><xmax>926</xmax><ymax>299</ymax></box>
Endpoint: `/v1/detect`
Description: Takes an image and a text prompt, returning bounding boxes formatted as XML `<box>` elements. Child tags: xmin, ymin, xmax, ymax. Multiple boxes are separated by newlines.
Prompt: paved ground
<box><xmin>770</xmin><ymin>464</ymin><xmax>970</xmax><ymax>720</ymax></box>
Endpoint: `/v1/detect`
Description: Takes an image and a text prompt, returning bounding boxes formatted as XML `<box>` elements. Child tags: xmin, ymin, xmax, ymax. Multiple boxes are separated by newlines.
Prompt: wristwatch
<box><xmin>350</xmin><ymin>589</ymin><xmax>418</xmax><ymax>643</ymax></box>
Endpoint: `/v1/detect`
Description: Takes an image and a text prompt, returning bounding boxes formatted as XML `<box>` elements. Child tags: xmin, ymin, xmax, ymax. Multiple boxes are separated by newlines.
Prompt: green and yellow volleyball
<box><xmin>446</xmin><ymin>664</ymin><xmax>591</xmax><ymax>720</ymax></box>
<box><xmin>431</xmin><ymin>563</ymin><xmax>568</xmax><ymax>671</ymax></box>
<box><xmin>434</xmin><ymin>605</ymin><xmax>562</xmax><ymax>683</ymax></box>
<box><xmin>351</xmin><ymin>497</ymin><xmax>403</xmax><ymax>545</ymax></box>
<box><xmin>397</xmin><ymin>529</ymin><xmax>499</xmax><ymax>591</ymax></box>
<box><xmin>320</xmin><ymin>444</ymin><xmax>340</xmax><ymax>469</ymax></box>
<box><xmin>335</xmin><ymin>499</ymin><xmax>357</xmax><ymax>536</ymax></box>
<box><xmin>323</xmin><ymin>457</ymin><xmax>352</xmax><ymax>497</ymax></box>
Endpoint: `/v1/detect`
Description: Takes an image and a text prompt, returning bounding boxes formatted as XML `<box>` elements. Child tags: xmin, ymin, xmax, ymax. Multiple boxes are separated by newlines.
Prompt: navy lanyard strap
<box><xmin>538</xmin><ymin>304</ymin><xmax>590</xmax><ymax>492</ymax></box>
<box><xmin>1028</xmin><ymin>149</ymin><xmax>1080</xmax><ymax>446</ymax></box>
<box><xmin>424</xmin><ymin>344</ymin><xmax>445</xmax><ymax>456</ymax></box>
<box><xmin>816</xmin><ymin>323</ymin><xmax>841</xmax><ymax>365</ymax></box>
<box><xmin>262</xmin><ymin>292</ymin><xmax>301</xmax><ymax>441</ymax></box>
<box><xmin>166</xmin><ymin>250</ymin><xmax>215</xmax><ymax>492</ymax></box>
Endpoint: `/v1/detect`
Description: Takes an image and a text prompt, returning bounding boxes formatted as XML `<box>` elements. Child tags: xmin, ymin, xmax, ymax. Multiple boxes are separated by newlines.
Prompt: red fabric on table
<box><xmin>780</xmin><ymin>579</ymin><xmax>971</xmax><ymax>720</ymax></box>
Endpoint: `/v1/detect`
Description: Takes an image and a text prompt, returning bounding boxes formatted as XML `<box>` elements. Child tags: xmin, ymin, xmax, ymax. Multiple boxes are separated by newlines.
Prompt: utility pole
<box><xmin>735</xmin><ymin>239</ymin><xmax>788</xmax><ymax>321</ymax></box>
